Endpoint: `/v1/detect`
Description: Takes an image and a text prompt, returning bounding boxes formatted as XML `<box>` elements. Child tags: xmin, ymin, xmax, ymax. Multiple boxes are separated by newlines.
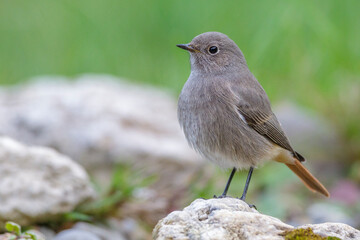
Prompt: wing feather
<box><xmin>236</xmin><ymin>88</ymin><xmax>304</xmax><ymax>162</ymax></box>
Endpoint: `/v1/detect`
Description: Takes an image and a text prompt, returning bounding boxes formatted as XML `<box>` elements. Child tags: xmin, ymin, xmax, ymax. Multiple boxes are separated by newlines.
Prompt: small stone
<box><xmin>72</xmin><ymin>222</ymin><xmax>126</xmax><ymax>240</ymax></box>
<box><xmin>108</xmin><ymin>217</ymin><xmax>150</xmax><ymax>240</ymax></box>
<box><xmin>54</xmin><ymin>229</ymin><xmax>101</xmax><ymax>240</ymax></box>
<box><xmin>37</xmin><ymin>227</ymin><xmax>56</xmax><ymax>240</ymax></box>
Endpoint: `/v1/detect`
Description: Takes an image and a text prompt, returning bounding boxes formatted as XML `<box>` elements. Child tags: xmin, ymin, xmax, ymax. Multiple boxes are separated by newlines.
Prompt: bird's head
<box><xmin>177</xmin><ymin>32</ymin><xmax>247</xmax><ymax>74</ymax></box>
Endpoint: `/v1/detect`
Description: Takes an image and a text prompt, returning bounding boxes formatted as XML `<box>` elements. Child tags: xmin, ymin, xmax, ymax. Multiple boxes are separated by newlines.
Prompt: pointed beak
<box><xmin>176</xmin><ymin>44</ymin><xmax>198</xmax><ymax>52</ymax></box>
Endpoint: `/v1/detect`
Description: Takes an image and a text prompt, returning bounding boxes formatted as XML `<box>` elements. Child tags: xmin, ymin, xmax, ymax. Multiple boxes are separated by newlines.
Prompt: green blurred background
<box><xmin>1</xmin><ymin>0</ymin><xmax>359</xmax><ymax>99</ymax></box>
<box><xmin>1</xmin><ymin>0</ymin><xmax>359</xmax><ymax>230</ymax></box>
<box><xmin>2</xmin><ymin>0</ymin><xmax>359</xmax><ymax>162</ymax></box>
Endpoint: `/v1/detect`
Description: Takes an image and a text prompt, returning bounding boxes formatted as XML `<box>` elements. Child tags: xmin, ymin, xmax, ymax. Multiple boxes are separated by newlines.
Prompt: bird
<box><xmin>176</xmin><ymin>32</ymin><xmax>330</xmax><ymax>204</ymax></box>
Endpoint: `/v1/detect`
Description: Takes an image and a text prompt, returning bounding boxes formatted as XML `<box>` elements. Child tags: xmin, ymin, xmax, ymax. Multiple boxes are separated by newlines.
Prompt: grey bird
<box><xmin>176</xmin><ymin>32</ymin><xmax>330</xmax><ymax>202</ymax></box>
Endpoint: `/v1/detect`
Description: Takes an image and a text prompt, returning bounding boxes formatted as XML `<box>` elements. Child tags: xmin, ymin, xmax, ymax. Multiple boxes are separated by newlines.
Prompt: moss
<box><xmin>282</xmin><ymin>228</ymin><xmax>341</xmax><ymax>240</ymax></box>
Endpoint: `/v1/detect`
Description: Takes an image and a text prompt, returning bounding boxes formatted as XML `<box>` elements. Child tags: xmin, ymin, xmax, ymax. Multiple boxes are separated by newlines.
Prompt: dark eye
<box><xmin>208</xmin><ymin>46</ymin><xmax>218</xmax><ymax>54</ymax></box>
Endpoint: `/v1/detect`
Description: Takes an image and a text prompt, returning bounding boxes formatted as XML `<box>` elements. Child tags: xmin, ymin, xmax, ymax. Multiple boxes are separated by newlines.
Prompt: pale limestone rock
<box><xmin>153</xmin><ymin>198</ymin><xmax>292</xmax><ymax>240</ymax></box>
<box><xmin>0</xmin><ymin>137</ymin><xmax>95</xmax><ymax>226</ymax></box>
<box><xmin>153</xmin><ymin>198</ymin><xmax>360</xmax><ymax>240</ymax></box>
<box><xmin>302</xmin><ymin>223</ymin><xmax>360</xmax><ymax>240</ymax></box>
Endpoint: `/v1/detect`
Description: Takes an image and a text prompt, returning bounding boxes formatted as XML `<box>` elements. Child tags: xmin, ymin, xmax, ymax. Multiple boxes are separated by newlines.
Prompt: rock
<box><xmin>54</xmin><ymin>229</ymin><xmax>101</xmax><ymax>240</ymax></box>
<box><xmin>153</xmin><ymin>198</ymin><xmax>292</xmax><ymax>240</ymax></box>
<box><xmin>0</xmin><ymin>233</ymin><xmax>20</xmax><ymax>240</ymax></box>
<box><xmin>107</xmin><ymin>217</ymin><xmax>150</xmax><ymax>240</ymax></box>
<box><xmin>37</xmin><ymin>227</ymin><xmax>56</xmax><ymax>240</ymax></box>
<box><xmin>0</xmin><ymin>74</ymin><xmax>202</xmax><ymax>171</ymax></box>
<box><xmin>153</xmin><ymin>198</ymin><xmax>360</xmax><ymax>240</ymax></box>
<box><xmin>0</xmin><ymin>230</ymin><xmax>45</xmax><ymax>240</ymax></box>
<box><xmin>0</xmin><ymin>137</ymin><xmax>95</xmax><ymax>226</ymax></box>
<box><xmin>302</xmin><ymin>223</ymin><xmax>360</xmax><ymax>240</ymax></box>
<box><xmin>54</xmin><ymin>218</ymin><xmax>150</xmax><ymax>240</ymax></box>
<box><xmin>70</xmin><ymin>222</ymin><xmax>126</xmax><ymax>240</ymax></box>
<box><xmin>0</xmin><ymin>74</ymin><xmax>206</xmax><ymax>226</ymax></box>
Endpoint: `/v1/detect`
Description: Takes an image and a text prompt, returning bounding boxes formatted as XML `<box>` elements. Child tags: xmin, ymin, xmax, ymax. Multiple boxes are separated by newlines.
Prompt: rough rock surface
<box><xmin>153</xmin><ymin>198</ymin><xmax>360</xmax><ymax>240</ymax></box>
<box><xmin>0</xmin><ymin>137</ymin><xmax>95</xmax><ymax>226</ymax></box>
<box><xmin>303</xmin><ymin>223</ymin><xmax>360</xmax><ymax>240</ymax></box>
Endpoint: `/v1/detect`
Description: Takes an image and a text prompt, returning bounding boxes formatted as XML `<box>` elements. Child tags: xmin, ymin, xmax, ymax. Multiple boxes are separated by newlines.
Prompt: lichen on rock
<box><xmin>282</xmin><ymin>228</ymin><xmax>341</xmax><ymax>240</ymax></box>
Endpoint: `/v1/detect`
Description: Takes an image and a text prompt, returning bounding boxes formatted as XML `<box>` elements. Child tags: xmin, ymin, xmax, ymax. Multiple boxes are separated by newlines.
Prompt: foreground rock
<box><xmin>153</xmin><ymin>198</ymin><xmax>360</xmax><ymax>240</ymax></box>
<box><xmin>0</xmin><ymin>137</ymin><xmax>95</xmax><ymax>226</ymax></box>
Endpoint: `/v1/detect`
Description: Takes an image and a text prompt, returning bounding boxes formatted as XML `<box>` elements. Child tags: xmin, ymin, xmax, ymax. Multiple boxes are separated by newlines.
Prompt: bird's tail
<box><xmin>285</xmin><ymin>160</ymin><xmax>330</xmax><ymax>197</ymax></box>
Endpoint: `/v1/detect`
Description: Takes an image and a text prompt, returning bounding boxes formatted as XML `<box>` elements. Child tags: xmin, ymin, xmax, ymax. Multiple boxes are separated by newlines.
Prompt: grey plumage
<box><xmin>177</xmin><ymin>32</ymin><xmax>329</xmax><ymax>197</ymax></box>
<box><xmin>178</xmin><ymin>32</ymin><xmax>288</xmax><ymax>169</ymax></box>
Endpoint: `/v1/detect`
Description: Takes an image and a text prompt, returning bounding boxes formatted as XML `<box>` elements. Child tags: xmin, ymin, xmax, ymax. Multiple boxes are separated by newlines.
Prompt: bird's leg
<box><xmin>239</xmin><ymin>166</ymin><xmax>256</xmax><ymax>209</ymax></box>
<box><xmin>214</xmin><ymin>167</ymin><xmax>236</xmax><ymax>198</ymax></box>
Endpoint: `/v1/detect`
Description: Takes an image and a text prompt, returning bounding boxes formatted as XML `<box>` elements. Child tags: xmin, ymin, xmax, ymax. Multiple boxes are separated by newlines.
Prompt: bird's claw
<box><xmin>247</xmin><ymin>203</ymin><xmax>257</xmax><ymax>210</ymax></box>
<box><xmin>239</xmin><ymin>196</ymin><xmax>257</xmax><ymax>209</ymax></box>
<box><xmin>213</xmin><ymin>194</ymin><xmax>228</xmax><ymax>199</ymax></box>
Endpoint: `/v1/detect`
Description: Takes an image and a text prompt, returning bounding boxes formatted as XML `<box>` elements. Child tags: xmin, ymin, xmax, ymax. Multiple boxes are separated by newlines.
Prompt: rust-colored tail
<box><xmin>286</xmin><ymin>160</ymin><xmax>330</xmax><ymax>197</ymax></box>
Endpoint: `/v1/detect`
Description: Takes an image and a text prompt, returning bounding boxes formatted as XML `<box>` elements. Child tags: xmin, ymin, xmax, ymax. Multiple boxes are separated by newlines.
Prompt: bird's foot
<box><xmin>247</xmin><ymin>203</ymin><xmax>257</xmax><ymax>210</ymax></box>
<box><xmin>239</xmin><ymin>196</ymin><xmax>257</xmax><ymax>210</ymax></box>
<box><xmin>213</xmin><ymin>194</ymin><xmax>229</xmax><ymax>199</ymax></box>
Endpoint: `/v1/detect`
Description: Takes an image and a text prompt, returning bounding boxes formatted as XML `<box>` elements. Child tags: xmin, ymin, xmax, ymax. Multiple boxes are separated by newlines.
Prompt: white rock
<box><xmin>153</xmin><ymin>198</ymin><xmax>360</xmax><ymax>240</ymax></box>
<box><xmin>69</xmin><ymin>222</ymin><xmax>126</xmax><ymax>240</ymax></box>
<box><xmin>0</xmin><ymin>74</ymin><xmax>206</xmax><ymax>227</ymax></box>
<box><xmin>153</xmin><ymin>198</ymin><xmax>292</xmax><ymax>240</ymax></box>
<box><xmin>54</xmin><ymin>229</ymin><xmax>101</xmax><ymax>240</ymax></box>
<box><xmin>0</xmin><ymin>137</ymin><xmax>95</xmax><ymax>226</ymax></box>
<box><xmin>0</xmin><ymin>74</ymin><xmax>202</xmax><ymax>170</ymax></box>
<box><xmin>303</xmin><ymin>223</ymin><xmax>360</xmax><ymax>240</ymax></box>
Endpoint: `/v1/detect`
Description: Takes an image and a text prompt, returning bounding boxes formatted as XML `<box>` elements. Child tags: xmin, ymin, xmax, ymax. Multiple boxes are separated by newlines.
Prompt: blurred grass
<box><xmin>0</xmin><ymin>0</ymin><xmax>359</xmax><ymax>103</ymax></box>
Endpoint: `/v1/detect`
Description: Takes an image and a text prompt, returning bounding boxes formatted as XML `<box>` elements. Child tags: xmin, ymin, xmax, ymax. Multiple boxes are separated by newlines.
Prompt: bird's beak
<box><xmin>176</xmin><ymin>44</ymin><xmax>199</xmax><ymax>53</ymax></box>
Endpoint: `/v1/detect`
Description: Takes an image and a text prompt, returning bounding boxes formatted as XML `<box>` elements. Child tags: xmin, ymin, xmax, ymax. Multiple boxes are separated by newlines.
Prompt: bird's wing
<box><xmin>235</xmin><ymin>86</ymin><xmax>304</xmax><ymax>162</ymax></box>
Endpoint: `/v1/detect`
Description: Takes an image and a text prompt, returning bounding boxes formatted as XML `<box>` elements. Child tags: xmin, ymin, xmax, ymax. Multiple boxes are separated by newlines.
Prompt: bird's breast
<box><xmin>177</xmin><ymin>75</ymin><xmax>274</xmax><ymax>169</ymax></box>
<box><xmin>178</xmin><ymin>81</ymin><xmax>242</xmax><ymax>157</ymax></box>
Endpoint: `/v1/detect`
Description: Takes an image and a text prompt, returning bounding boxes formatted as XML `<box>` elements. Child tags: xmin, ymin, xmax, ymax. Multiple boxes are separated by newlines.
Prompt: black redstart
<box><xmin>176</xmin><ymin>32</ymin><xmax>329</xmax><ymax>202</ymax></box>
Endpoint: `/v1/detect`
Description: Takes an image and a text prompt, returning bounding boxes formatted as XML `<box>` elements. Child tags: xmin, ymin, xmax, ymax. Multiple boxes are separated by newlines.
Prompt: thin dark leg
<box><xmin>240</xmin><ymin>166</ymin><xmax>254</xmax><ymax>201</ymax></box>
<box><xmin>221</xmin><ymin>167</ymin><xmax>236</xmax><ymax>197</ymax></box>
<box><xmin>213</xmin><ymin>167</ymin><xmax>236</xmax><ymax>198</ymax></box>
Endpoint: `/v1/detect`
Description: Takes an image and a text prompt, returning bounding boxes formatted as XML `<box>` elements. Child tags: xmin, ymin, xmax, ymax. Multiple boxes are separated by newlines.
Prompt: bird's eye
<box><xmin>208</xmin><ymin>46</ymin><xmax>218</xmax><ymax>55</ymax></box>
